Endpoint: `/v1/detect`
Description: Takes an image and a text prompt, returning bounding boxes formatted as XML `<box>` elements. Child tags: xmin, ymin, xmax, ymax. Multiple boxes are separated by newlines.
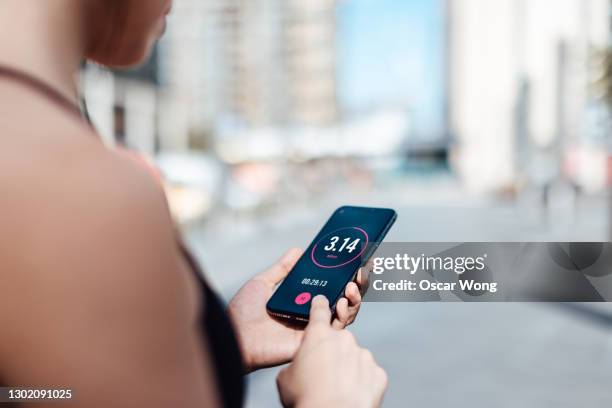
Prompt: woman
<box><xmin>0</xmin><ymin>1</ymin><xmax>388</xmax><ymax>407</ymax></box>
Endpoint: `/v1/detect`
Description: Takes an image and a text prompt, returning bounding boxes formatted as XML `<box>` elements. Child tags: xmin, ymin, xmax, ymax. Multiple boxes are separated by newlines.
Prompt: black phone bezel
<box><xmin>266</xmin><ymin>206</ymin><xmax>397</xmax><ymax>323</ymax></box>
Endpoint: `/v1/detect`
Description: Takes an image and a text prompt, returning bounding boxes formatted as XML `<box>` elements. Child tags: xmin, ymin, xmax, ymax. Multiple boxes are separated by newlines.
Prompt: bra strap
<box><xmin>0</xmin><ymin>65</ymin><xmax>86</xmax><ymax>123</ymax></box>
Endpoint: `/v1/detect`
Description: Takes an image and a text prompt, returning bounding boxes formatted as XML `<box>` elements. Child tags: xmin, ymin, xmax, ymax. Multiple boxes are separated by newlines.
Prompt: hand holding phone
<box><xmin>229</xmin><ymin>247</ymin><xmax>363</xmax><ymax>371</ymax></box>
<box><xmin>267</xmin><ymin>206</ymin><xmax>397</xmax><ymax>322</ymax></box>
<box><xmin>276</xmin><ymin>295</ymin><xmax>388</xmax><ymax>407</ymax></box>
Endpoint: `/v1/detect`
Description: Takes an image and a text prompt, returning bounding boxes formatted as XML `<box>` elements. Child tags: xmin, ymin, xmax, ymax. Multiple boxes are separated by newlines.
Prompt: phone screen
<box><xmin>267</xmin><ymin>206</ymin><xmax>397</xmax><ymax>321</ymax></box>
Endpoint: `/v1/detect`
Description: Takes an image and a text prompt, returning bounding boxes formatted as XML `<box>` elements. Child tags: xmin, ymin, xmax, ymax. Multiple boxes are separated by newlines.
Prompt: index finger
<box><xmin>307</xmin><ymin>295</ymin><xmax>331</xmax><ymax>328</ymax></box>
<box><xmin>355</xmin><ymin>264</ymin><xmax>370</xmax><ymax>295</ymax></box>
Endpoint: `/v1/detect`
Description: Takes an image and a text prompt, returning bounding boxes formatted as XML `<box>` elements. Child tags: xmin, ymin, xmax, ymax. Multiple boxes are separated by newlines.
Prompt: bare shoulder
<box><xmin>0</xmin><ymin>83</ymin><xmax>168</xmax><ymax>228</ymax></box>
<box><xmin>0</xmin><ymin>117</ymin><xmax>177</xmax><ymax>264</ymax></box>
<box><xmin>0</xmin><ymin>86</ymin><xmax>218</xmax><ymax>407</ymax></box>
<box><xmin>0</xmin><ymin>88</ymin><xmax>197</xmax><ymax>348</ymax></box>
<box><xmin>0</xmin><ymin>83</ymin><xmax>173</xmax><ymax>252</ymax></box>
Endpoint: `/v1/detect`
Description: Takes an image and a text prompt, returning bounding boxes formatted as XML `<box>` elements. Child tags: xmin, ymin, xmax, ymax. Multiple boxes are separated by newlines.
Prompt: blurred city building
<box><xmin>281</xmin><ymin>0</ymin><xmax>338</xmax><ymax>126</ymax></box>
<box><xmin>448</xmin><ymin>0</ymin><xmax>611</xmax><ymax>193</ymax></box>
<box><xmin>160</xmin><ymin>0</ymin><xmax>337</xmax><ymax>136</ymax></box>
<box><xmin>84</xmin><ymin>0</ymin><xmax>339</xmax><ymax>148</ymax></box>
<box><xmin>81</xmin><ymin>50</ymin><xmax>160</xmax><ymax>154</ymax></box>
<box><xmin>80</xmin><ymin>0</ymin><xmax>611</xmax><ymax>226</ymax></box>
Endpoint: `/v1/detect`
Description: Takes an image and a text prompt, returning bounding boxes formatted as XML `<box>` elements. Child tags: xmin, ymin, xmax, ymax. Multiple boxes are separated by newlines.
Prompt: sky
<box><xmin>337</xmin><ymin>0</ymin><xmax>445</xmax><ymax>140</ymax></box>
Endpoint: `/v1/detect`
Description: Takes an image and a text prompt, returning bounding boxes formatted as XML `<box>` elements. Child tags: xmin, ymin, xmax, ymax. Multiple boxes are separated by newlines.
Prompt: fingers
<box><xmin>332</xmin><ymin>282</ymin><xmax>362</xmax><ymax>329</ymax></box>
<box><xmin>356</xmin><ymin>267</ymin><xmax>365</xmax><ymax>287</ymax></box>
<box><xmin>355</xmin><ymin>260</ymin><xmax>372</xmax><ymax>295</ymax></box>
<box><xmin>360</xmin><ymin>349</ymin><xmax>388</xmax><ymax>403</ymax></box>
<box><xmin>307</xmin><ymin>295</ymin><xmax>331</xmax><ymax>329</ymax></box>
<box><xmin>331</xmin><ymin>297</ymin><xmax>349</xmax><ymax>329</ymax></box>
<box><xmin>373</xmin><ymin>366</ymin><xmax>389</xmax><ymax>405</ymax></box>
<box><xmin>345</xmin><ymin>282</ymin><xmax>361</xmax><ymax>305</ymax></box>
<box><xmin>256</xmin><ymin>248</ymin><xmax>303</xmax><ymax>286</ymax></box>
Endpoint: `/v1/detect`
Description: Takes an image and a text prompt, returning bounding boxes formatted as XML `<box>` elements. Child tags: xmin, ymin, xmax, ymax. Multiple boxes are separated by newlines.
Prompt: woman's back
<box><xmin>0</xmin><ymin>78</ymin><xmax>226</xmax><ymax>407</ymax></box>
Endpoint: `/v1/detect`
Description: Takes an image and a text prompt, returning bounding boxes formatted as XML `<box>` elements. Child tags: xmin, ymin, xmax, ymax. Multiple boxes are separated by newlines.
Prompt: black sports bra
<box><xmin>0</xmin><ymin>65</ymin><xmax>245</xmax><ymax>408</ymax></box>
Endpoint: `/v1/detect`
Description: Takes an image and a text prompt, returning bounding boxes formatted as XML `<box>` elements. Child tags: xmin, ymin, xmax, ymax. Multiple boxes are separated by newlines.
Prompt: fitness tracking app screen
<box><xmin>267</xmin><ymin>206</ymin><xmax>396</xmax><ymax>320</ymax></box>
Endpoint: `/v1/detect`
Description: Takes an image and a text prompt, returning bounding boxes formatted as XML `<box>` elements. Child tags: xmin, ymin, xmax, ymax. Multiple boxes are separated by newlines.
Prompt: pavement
<box><xmin>184</xmin><ymin>179</ymin><xmax>612</xmax><ymax>408</ymax></box>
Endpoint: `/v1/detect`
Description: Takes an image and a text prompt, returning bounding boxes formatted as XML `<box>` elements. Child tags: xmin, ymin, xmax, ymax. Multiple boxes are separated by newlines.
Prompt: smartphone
<box><xmin>266</xmin><ymin>206</ymin><xmax>397</xmax><ymax>323</ymax></box>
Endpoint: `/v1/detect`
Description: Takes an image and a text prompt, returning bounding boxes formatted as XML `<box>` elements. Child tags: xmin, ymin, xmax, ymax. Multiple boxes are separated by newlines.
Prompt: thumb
<box><xmin>306</xmin><ymin>295</ymin><xmax>331</xmax><ymax>330</ymax></box>
<box><xmin>256</xmin><ymin>248</ymin><xmax>303</xmax><ymax>286</ymax></box>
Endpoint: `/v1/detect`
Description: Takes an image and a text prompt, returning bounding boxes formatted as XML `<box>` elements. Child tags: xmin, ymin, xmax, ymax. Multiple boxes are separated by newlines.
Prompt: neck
<box><xmin>0</xmin><ymin>0</ymin><xmax>85</xmax><ymax>105</ymax></box>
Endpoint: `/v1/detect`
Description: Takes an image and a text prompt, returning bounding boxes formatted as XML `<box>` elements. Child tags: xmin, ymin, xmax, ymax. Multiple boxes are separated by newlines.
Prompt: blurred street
<box><xmin>183</xmin><ymin>176</ymin><xmax>612</xmax><ymax>408</ymax></box>
<box><xmin>246</xmin><ymin>303</ymin><xmax>612</xmax><ymax>408</ymax></box>
<box><xmin>80</xmin><ymin>0</ymin><xmax>612</xmax><ymax>405</ymax></box>
<box><xmin>2</xmin><ymin>0</ymin><xmax>611</xmax><ymax>405</ymax></box>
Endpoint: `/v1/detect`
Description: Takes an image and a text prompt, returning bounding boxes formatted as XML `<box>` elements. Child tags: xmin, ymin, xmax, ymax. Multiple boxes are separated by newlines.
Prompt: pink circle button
<box><xmin>294</xmin><ymin>292</ymin><xmax>312</xmax><ymax>305</ymax></box>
